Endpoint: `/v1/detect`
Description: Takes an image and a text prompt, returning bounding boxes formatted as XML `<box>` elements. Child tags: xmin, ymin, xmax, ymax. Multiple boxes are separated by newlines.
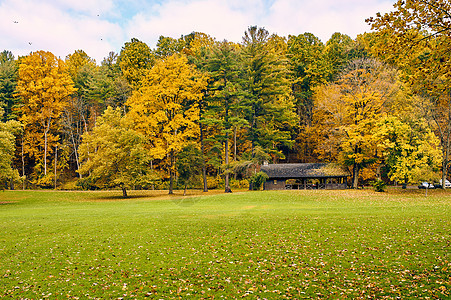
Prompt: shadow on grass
<box><xmin>96</xmin><ymin>195</ymin><xmax>151</xmax><ymax>200</ymax></box>
<box><xmin>93</xmin><ymin>191</ymin><xmax>203</xmax><ymax>207</ymax></box>
<box><xmin>171</xmin><ymin>197</ymin><xmax>200</xmax><ymax>207</ymax></box>
<box><xmin>90</xmin><ymin>190</ymin><xmax>205</xmax><ymax>203</ymax></box>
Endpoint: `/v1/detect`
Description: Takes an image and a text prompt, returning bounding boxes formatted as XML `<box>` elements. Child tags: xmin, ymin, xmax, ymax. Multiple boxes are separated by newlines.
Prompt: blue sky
<box><xmin>0</xmin><ymin>0</ymin><xmax>394</xmax><ymax>63</ymax></box>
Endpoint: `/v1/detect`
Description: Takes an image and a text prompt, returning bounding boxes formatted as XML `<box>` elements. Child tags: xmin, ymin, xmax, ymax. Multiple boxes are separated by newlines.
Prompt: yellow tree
<box><xmin>78</xmin><ymin>107</ymin><xmax>153</xmax><ymax>198</ymax></box>
<box><xmin>313</xmin><ymin>58</ymin><xmax>401</xmax><ymax>188</ymax></box>
<box><xmin>65</xmin><ymin>50</ymin><xmax>96</xmax><ymax>79</ymax></box>
<box><xmin>376</xmin><ymin>116</ymin><xmax>441</xmax><ymax>185</ymax></box>
<box><xmin>64</xmin><ymin>50</ymin><xmax>98</xmax><ymax>176</ymax></box>
<box><xmin>16</xmin><ymin>51</ymin><xmax>76</xmax><ymax>183</ymax></box>
<box><xmin>118</xmin><ymin>38</ymin><xmax>155</xmax><ymax>88</ymax></box>
<box><xmin>367</xmin><ymin>0</ymin><xmax>451</xmax><ymax>186</ymax></box>
<box><xmin>126</xmin><ymin>54</ymin><xmax>208</xmax><ymax>194</ymax></box>
<box><xmin>0</xmin><ymin>108</ymin><xmax>22</xmax><ymax>187</ymax></box>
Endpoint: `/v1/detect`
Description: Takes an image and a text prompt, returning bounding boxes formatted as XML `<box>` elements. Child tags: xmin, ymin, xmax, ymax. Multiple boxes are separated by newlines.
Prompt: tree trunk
<box><xmin>44</xmin><ymin>129</ymin><xmax>48</xmax><ymax>175</ymax></box>
<box><xmin>54</xmin><ymin>145</ymin><xmax>57</xmax><ymax>189</ymax></box>
<box><xmin>43</xmin><ymin>116</ymin><xmax>52</xmax><ymax>176</ymax></box>
<box><xmin>21</xmin><ymin>136</ymin><xmax>25</xmax><ymax>190</ymax></box>
<box><xmin>122</xmin><ymin>187</ymin><xmax>128</xmax><ymax>198</ymax></box>
<box><xmin>184</xmin><ymin>184</ymin><xmax>187</xmax><ymax>196</ymax></box>
<box><xmin>169</xmin><ymin>172</ymin><xmax>174</xmax><ymax>195</ymax></box>
<box><xmin>233</xmin><ymin>127</ymin><xmax>237</xmax><ymax>180</ymax></box>
<box><xmin>224</xmin><ymin>132</ymin><xmax>231</xmax><ymax>193</ymax></box>
<box><xmin>70</xmin><ymin>131</ymin><xmax>82</xmax><ymax>178</ymax></box>
<box><xmin>233</xmin><ymin>127</ymin><xmax>237</xmax><ymax>161</ymax></box>
<box><xmin>169</xmin><ymin>150</ymin><xmax>174</xmax><ymax>195</ymax></box>
<box><xmin>352</xmin><ymin>162</ymin><xmax>360</xmax><ymax>189</ymax></box>
<box><xmin>432</xmin><ymin>92</ymin><xmax>451</xmax><ymax>189</ymax></box>
<box><xmin>200</xmin><ymin>122</ymin><xmax>208</xmax><ymax>192</ymax></box>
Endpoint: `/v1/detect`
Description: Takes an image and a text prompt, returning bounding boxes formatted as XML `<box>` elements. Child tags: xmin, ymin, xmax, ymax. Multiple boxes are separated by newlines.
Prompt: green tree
<box><xmin>240</xmin><ymin>26</ymin><xmax>297</xmax><ymax>159</ymax></box>
<box><xmin>287</xmin><ymin>33</ymin><xmax>329</xmax><ymax>162</ymax></box>
<box><xmin>186</xmin><ymin>32</ymin><xmax>222</xmax><ymax>192</ymax></box>
<box><xmin>176</xmin><ymin>142</ymin><xmax>203</xmax><ymax>195</ymax></box>
<box><xmin>0</xmin><ymin>108</ymin><xmax>22</xmax><ymax>188</ymax></box>
<box><xmin>323</xmin><ymin>32</ymin><xmax>356</xmax><ymax>80</ymax></box>
<box><xmin>154</xmin><ymin>36</ymin><xmax>186</xmax><ymax>59</ymax></box>
<box><xmin>288</xmin><ymin>33</ymin><xmax>327</xmax><ymax>127</ymax></box>
<box><xmin>0</xmin><ymin>51</ymin><xmax>19</xmax><ymax>121</ymax></box>
<box><xmin>203</xmin><ymin>40</ymin><xmax>244</xmax><ymax>192</ymax></box>
<box><xmin>78</xmin><ymin>107</ymin><xmax>153</xmax><ymax>197</ymax></box>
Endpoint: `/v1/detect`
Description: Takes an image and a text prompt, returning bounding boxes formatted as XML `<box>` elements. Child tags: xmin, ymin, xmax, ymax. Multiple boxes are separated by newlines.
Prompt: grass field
<box><xmin>0</xmin><ymin>188</ymin><xmax>450</xmax><ymax>299</ymax></box>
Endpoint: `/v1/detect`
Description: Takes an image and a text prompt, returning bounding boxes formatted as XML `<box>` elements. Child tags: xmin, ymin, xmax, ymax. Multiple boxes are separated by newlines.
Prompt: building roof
<box><xmin>260</xmin><ymin>163</ymin><xmax>349</xmax><ymax>179</ymax></box>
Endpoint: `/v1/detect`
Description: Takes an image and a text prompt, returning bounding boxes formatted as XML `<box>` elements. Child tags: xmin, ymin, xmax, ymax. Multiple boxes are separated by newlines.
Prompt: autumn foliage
<box><xmin>0</xmin><ymin>1</ymin><xmax>449</xmax><ymax>191</ymax></box>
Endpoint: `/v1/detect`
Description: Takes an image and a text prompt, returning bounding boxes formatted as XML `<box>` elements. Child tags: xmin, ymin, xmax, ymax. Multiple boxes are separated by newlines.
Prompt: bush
<box><xmin>60</xmin><ymin>179</ymin><xmax>80</xmax><ymax>190</ymax></box>
<box><xmin>35</xmin><ymin>174</ymin><xmax>55</xmax><ymax>189</ymax></box>
<box><xmin>229</xmin><ymin>178</ymin><xmax>250</xmax><ymax>189</ymax></box>
<box><xmin>371</xmin><ymin>179</ymin><xmax>387</xmax><ymax>192</ymax></box>
<box><xmin>250</xmin><ymin>172</ymin><xmax>269</xmax><ymax>190</ymax></box>
<box><xmin>206</xmin><ymin>176</ymin><xmax>222</xmax><ymax>189</ymax></box>
<box><xmin>76</xmin><ymin>178</ymin><xmax>99</xmax><ymax>190</ymax></box>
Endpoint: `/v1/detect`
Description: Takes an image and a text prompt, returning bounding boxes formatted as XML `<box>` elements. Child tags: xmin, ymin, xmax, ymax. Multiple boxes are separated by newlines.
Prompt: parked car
<box><xmin>438</xmin><ymin>179</ymin><xmax>451</xmax><ymax>188</ymax></box>
<box><xmin>418</xmin><ymin>182</ymin><xmax>435</xmax><ymax>189</ymax></box>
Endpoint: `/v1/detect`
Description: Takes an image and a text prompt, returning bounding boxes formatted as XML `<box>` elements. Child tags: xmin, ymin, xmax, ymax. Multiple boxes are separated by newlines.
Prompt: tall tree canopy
<box><xmin>202</xmin><ymin>40</ymin><xmax>244</xmax><ymax>192</ymax></box>
<box><xmin>16</xmin><ymin>51</ymin><xmax>76</xmax><ymax>183</ymax></box>
<box><xmin>126</xmin><ymin>54</ymin><xmax>208</xmax><ymax>194</ymax></box>
<box><xmin>0</xmin><ymin>108</ymin><xmax>22</xmax><ymax>186</ymax></box>
<box><xmin>0</xmin><ymin>51</ymin><xmax>19</xmax><ymax>121</ymax></box>
<box><xmin>313</xmin><ymin>58</ymin><xmax>401</xmax><ymax>188</ymax></box>
<box><xmin>367</xmin><ymin>0</ymin><xmax>451</xmax><ymax>186</ymax></box>
<box><xmin>118</xmin><ymin>38</ymin><xmax>155</xmax><ymax>88</ymax></box>
<box><xmin>241</xmin><ymin>26</ymin><xmax>297</xmax><ymax>160</ymax></box>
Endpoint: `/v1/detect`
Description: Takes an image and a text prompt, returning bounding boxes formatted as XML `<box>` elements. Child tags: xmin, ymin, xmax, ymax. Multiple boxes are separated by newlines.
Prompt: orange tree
<box><xmin>312</xmin><ymin>58</ymin><xmax>402</xmax><ymax>188</ymax></box>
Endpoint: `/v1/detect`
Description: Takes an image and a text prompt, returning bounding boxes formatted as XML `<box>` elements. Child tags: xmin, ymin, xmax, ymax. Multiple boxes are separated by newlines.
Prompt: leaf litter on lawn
<box><xmin>0</xmin><ymin>189</ymin><xmax>449</xmax><ymax>299</ymax></box>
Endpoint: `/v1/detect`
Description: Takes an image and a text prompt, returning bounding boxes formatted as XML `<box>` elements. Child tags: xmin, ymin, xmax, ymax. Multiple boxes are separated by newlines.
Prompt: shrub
<box><xmin>207</xmin><ymin>176</ymin><xmax>222</xmax><ymax>189</ymax></box>
<box><xmin>371</xmin><ymin>179</ymin><xmax>387</xmax><ymax>192</ymax></box>
<box><xmin>229</xmin><ymin>178</ymin><xmax>250</xmax><ymax>189</ymax></box>
<box><xmin>35</xmin><ymin>174</ymin><xmax>55</xmax><ymax>189</ymax></box>
<box><xmin>250</xmin><ymin>171</ymin><xmax>269</xmax><ymax>190</ymax></box>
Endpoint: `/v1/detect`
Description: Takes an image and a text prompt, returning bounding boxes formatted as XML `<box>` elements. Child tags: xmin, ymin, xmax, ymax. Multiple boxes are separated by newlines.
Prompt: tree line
<box><xmin>0</xmin><ymin>0</ymin><xmax>449</xmax><ymax>194</ymax></box>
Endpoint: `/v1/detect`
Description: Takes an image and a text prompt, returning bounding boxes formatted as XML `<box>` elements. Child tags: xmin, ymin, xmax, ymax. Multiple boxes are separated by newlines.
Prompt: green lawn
<box><xmin>0</xmin><ymin>189</ymin><xmax>450</xmax><ymax>299</ymax></box>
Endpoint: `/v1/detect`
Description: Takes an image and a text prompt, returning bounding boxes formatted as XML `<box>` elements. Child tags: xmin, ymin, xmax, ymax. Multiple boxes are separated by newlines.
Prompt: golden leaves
<box><xmin>16</xmin><ymin>51</ymin><xmax>76</xmax><ymax>173</ymax></box>
<box><xmin>126</xmin><ymin>53</ymin><xmax>207</xmax><ymax>167</ymax></box>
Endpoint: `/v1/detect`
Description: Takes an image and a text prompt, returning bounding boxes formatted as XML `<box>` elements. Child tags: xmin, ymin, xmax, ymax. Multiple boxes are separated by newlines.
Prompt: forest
<box><xmin>0</xmin><ymin>0</ymin><xmax>450</xmax><ymax>195</ymax></box>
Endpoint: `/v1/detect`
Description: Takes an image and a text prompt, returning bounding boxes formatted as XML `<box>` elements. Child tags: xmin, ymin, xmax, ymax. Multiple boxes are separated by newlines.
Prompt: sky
<box><xmin>0</xmin><ymin>0</ymin><xmax>395</xmax><ymax>63</ymax></box>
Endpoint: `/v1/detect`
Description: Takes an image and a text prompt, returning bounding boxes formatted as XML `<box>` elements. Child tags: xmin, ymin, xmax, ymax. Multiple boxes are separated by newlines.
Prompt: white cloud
<box><xmin>124</xmin><ymin>0</ymin><xmax>394</xmax><ymax>48</ymax></box>
<box><xmin>0</xmin><ymin>0</ymin><xmax>121</xmax><ymax>62</ymax></box>
<box><xmin>125</xmin><ymin>0</ymin><xmax>254</xmax><ymax>46</ymax></box>
<box><xmin>266</xmin><ymin>0</ymin><xmax>394</xmax><ymax>42</ymax></box>
<box><xmin>0</xmin><ymin>0</ymin><xmax>395</xmax><ymax>63</ymax></box>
